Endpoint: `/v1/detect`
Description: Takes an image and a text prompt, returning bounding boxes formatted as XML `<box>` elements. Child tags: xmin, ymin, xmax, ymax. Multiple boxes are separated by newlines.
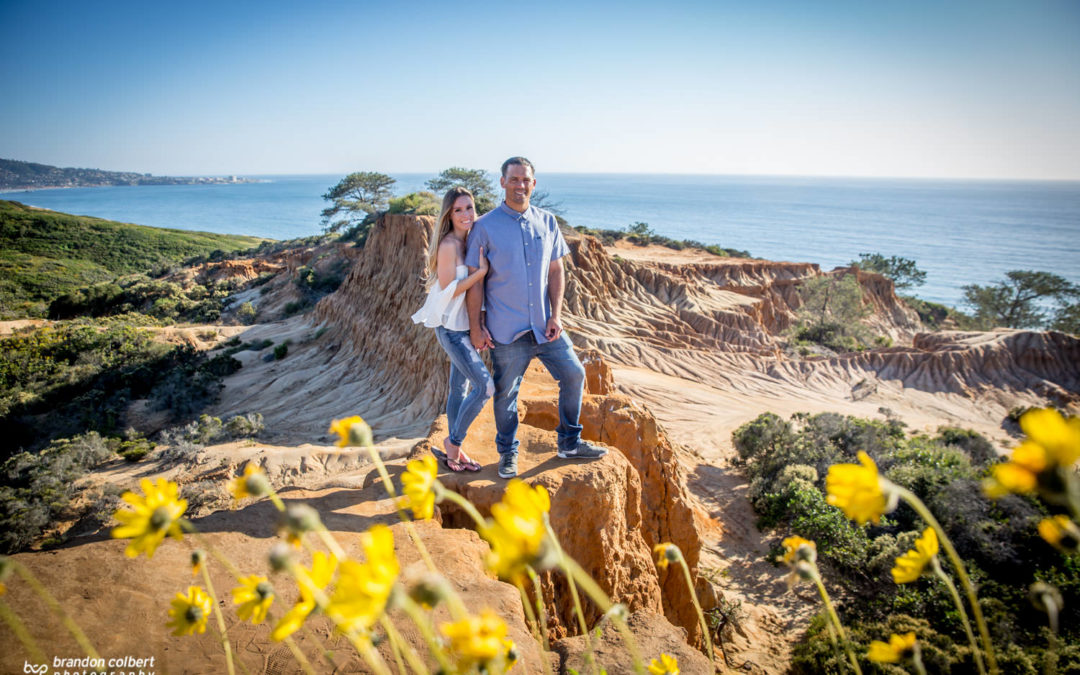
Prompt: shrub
<box><xmin>0</xmin><ymin>432</ymin><xmax>113</xmax><ymax>553</ymax></box>
<box><xmin>735</xmin><ymin>410</ymin><xmax>1080</xmax><ymax>670</ymax></box>
<box><xmin>237</xmin><ymin>301</ymin><xmax>257</xmax><ymax>324</ymax></box>
<box><xmin>274</xmin><ymin>342</ymin><xmax>289</xmax><ymax>360</ymax></box>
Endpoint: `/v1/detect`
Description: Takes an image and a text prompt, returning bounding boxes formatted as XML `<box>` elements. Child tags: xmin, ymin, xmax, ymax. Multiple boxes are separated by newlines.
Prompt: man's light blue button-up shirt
<box><xmin>465</xmin><ymin>202</ymin><xmax>570</xmax><ymax>345</ymax></box>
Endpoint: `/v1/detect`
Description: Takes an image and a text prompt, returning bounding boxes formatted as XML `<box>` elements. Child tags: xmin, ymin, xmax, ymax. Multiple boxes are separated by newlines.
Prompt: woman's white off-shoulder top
<box><xmin>411</xmin><ymin>265</ymin><xmax>469</xmax><ymax>331</ymax></box>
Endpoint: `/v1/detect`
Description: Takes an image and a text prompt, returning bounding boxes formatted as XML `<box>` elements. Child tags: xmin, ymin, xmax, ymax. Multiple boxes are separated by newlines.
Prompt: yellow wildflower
<box><xmin>1038</xmin><ymin>515</ymin><xmax>1080</xmax><ymax>551</ymax></box>
<box><xmin>983</xmin><ymin>441</ymin><xmax>1048</xmax><ymax>497</ymax></box>
<box><xmin>190</xmin><ymin>549</ymin><xmax>206</xmax><ymax>576</ymax></box>
<box><xmin>111</xmin><ymin>478</ymin><xmax>187</xmax><ymax>558</ymax></box>
<box><xmin>232</xmin><ymin>575</ymin><xmax>274</xmax><ymax>625</ymax></box>
<box><xmin>867</xmin><ymin>632</ymin><xmax>917</xmax><ymax>663</ymax></box>
<box><xmin>329</xmin><ymin>415</ymin><xmax>373</xmax><ymax>448</ymax></box>
<box><xmin>648</xmin><ymin>653</ymin><xmax>680</xmax><ymax>675</ymax></box>
<box><xmin>271</xmin><ymin>551</ymin><xmax>338</xmax><ymax>641</ymax></box>
<box><xmin>481</xmin><ymin>480</ymin><xmax>553</xmax><ymax>582</ymax></box>
<box><xmin>228</xmin><ymin>464</ymin><xmax>269</xmax><ymax>501</ymax></box>
<box><xmin>166</xmin><ymin>586</ymin><xmax>212</xmax><ymax>637</ymax></box>
<box><xmin>826</xmin><ymin>451</ymin><xmax>889</xmax><ymax>525</ymax></box>
<box><xmin>781</xmin><ymin>536</ymin><xmax>816</xmax><ymax>565</ymax></box>
<box><xmin>441</xmin><ymin>609</ymin><xmax>508</xmax><ymax>670</ymax></box>
<box><xmin>1021</xmin><ymin>408</ymin><xmax>1080</xmax><ymax>466</ymax></box>
<box><xmin>892</xmin><ymin>528</ymin><xmax>939</xmax><ymax>584</ymax></box>
<box><xmin>653</xmin><ymin>543</ymin><xmax>681</xmax><ymax>570</ymax></box>
<box><xmin>503</xmin><ymin>638</ymin><xmax>518</xmax><ymax>669</ymax></box>
<box><xmin>327</xmin><ymin>525</ymin><xmax>399</xmax><ymax>634</ymax></box>
<box><xmin>400</xmin><ymin>455</ymin><xmax>438</xmax><ymax>520</ymax></box>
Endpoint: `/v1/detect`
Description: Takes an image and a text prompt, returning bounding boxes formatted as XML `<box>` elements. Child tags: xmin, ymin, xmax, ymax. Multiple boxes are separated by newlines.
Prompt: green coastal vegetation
<box><xmin>0</xmin><ymin>158</ymin><xmax>254</xmax><ymax>190</ymax></box>
<box><xmin>0</xmin><ymin>199</ymin><xmax>263</xmax><ymax>318</ymax></box>
<box><xmin>734</xmin><ymin>411</ymin><xmax>1080</xmax><ymax>672</ymax></box>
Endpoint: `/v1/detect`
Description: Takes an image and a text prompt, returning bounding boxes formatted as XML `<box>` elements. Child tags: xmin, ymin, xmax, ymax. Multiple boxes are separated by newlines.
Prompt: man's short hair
<box><xmin>501</xmin><ymin>156</ymin><xmax>535</xmax><ymax>178</ymax></box>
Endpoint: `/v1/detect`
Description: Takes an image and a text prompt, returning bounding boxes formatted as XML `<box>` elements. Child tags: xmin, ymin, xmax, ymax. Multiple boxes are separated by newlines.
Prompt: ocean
<box><xmin>9</xmin><ymin>173</ymin><xmax>1080</xmax><ymax>308</ymax></box>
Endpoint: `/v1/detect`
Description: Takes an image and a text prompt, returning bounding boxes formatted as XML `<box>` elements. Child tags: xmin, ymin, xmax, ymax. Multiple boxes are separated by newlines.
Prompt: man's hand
<box><xmin>471</xmin><ymin>325</ymin><xmax>494</xmax><ymax>351</ymax></box>
<box><xmin>545</xmin><ymin>316</ymin><xmax>562</xmax><ymax>342</ymax></box>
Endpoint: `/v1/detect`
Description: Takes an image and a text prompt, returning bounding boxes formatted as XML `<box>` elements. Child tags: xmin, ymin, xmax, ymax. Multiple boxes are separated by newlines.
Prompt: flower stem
<box><xmin>0</xmin><ymin>596</ymin><xmax>46</xmax><ymax>663</ymax></box>
<box><xmin>896</xmin><ymin>486</ymin><xmax>998</xmax><ymax>674</ymax></box>
<box><xmin>526</xmin><ymin>566</ymin><xmax>551</xmax><ymax>651</ymax></box>
<box><xmin>561</xmin><ymin>556</ymin><xmax>646</xmax><ymax>674</ymax></box>
<box><xmin>399</xmin><ymin>595</ymin><xmax>454</xmax><ymax>673</ymax></box>
<box><xmin>200</xmin><ymin>562</ymin><xmax>236</xmax><ymax>675</ymax></box>
<box><xmin>516</xmin><ymin>578</ymin><xmax>553</xmax><ymax>675</ymax></box>
<box><xmin>810</xmin><ymin>570</ymin><xmax>862</xmax><ymax>675</ymax></box>
<box><xmin>931</xmin><ymin>557</ymin><xmax>986</xmax><ymax>675</ymax></box>
<box><xmin>676</xmin><ymin>553</ymin><xmax>716</xmax><ymax>668</ymax></box>
<box><xmin>362</xmin><ymin>446</ymin><xmax>438</xmax><ymax>573</ymax></box>
<box><xmin>440</xmin><ymin>489</ymin><xmax>489</xmax><ymax>529</ymax></box>
<box><xmin>12</xmin><ymin>560</ymin><xmax>99</xmax><ymax>660</ymax></box>
<box><xmin>283</xmin><ymin>635</ymin><xmax>318</xmax><ymax>675</ymax></box>
<box><xmin>382</xmin><ymin>615</ymin><xmax>431</xmax><ymax>675</ymax></box>
<box><xmin>912</xmin><ymin>644</ymin><xmax>928</xmax><ymax>675</ymax></box>
<box><xmin>380</xmin><ymin>615</ymin><xmax>408</xmax><ymax>675</ymax></box>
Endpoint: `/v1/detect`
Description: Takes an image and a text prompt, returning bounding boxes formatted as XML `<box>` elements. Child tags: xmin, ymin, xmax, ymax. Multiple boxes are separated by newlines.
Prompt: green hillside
<box><xmin>0</xmin><ymin>200</ymin><xmax>265</xmax><ymax>317</ymax></box>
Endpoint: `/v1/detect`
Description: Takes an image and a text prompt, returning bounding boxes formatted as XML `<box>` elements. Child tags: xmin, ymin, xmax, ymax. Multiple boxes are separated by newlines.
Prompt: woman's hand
<box><xmin>477</xmin><ymin>246</ymin><xmax>488</xmax><ymax>274</ymax></box>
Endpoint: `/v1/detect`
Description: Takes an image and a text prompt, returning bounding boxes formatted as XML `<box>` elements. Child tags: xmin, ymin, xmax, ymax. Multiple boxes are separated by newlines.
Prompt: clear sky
<box><xmin>2</xmin><ymin>0</ymin><xmax>1079</xmax><ymax>179</ymax></box>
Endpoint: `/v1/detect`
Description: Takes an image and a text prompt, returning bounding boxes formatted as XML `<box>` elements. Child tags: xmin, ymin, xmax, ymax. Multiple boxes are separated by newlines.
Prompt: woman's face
<box><xmin>450</xmin><ymin>195</ymin><xmax>475</xmax><ymax>232</ymax></box>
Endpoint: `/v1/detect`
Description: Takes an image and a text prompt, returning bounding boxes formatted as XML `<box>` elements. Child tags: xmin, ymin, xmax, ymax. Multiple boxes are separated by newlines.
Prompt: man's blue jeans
<box><xmin>435</xmin><ymin>327</ymin><xmax>494</xmax><ymax>447</ymax></box>
<box><xmin>490</xmin><ymin>332</ymin><xmax>586</xmax><ymax>456</ymax></box>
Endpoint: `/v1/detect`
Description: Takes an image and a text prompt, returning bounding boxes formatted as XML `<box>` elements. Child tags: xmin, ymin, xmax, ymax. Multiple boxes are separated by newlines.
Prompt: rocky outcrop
<box><xmin>0</xmin><ymin>482</ymin><xmax>543</xmax><ymax>675</ymax></box>
<box><xmin>553</xmin><ymin>611</ymin><xmax>714</xmax><ymax>675</ymax></box>
<box><xmin>399</xmin><ymin>357</ymin><xmax>710</xmax><ymax>646</ymax></box>
<box><xmin>308</xmin><ymin>213</ymin><xmax>447</xmax><ymax>435</ymax></box>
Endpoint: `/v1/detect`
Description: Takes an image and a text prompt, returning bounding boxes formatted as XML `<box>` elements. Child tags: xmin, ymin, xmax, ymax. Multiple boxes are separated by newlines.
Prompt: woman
<box><xmin>411</xmin><ymin>187</ymin><xmax>493</xmax><ymax>472</ymax></box>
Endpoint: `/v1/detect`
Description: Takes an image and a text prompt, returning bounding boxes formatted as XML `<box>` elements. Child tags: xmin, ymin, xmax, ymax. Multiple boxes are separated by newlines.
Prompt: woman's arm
<box><xmin>451</xmin><ymin>245</ymin><xmax>486</xmax><ymax>298</ymax></box>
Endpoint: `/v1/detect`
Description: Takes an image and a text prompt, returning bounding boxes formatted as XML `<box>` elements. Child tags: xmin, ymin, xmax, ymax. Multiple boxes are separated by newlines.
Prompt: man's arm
<box><xmin>466</xmin><ymin>269</ymin><xmax>493</xmax><ymax>350</ymax></box>
<box><xmin>545</xmin><ymin>257</ymin><xmax>565</xmax><ymax>341</ymax></box>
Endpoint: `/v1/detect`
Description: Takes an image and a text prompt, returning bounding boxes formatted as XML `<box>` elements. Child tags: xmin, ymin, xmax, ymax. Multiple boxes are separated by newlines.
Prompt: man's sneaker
<box><xmin>558</xmin><ymin>440</ymin><xmax>609</xmax><ymax>459</ymax></box>
<box><xmin>497</xmin><ymin>453</ymin><xmax>519</xmax><ymax>479</ymax></box>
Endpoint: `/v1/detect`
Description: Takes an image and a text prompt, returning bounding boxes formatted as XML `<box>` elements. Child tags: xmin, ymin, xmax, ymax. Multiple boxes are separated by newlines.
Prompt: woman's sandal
<box><xmin>447</xmin><ymin>451</ymin><xmax>482</xmax><ymax>472</ymax></box>
<box><xmin>440</xmin><ymin>439</ymin><xmax>482</xmax><ymax>473</ymax></box>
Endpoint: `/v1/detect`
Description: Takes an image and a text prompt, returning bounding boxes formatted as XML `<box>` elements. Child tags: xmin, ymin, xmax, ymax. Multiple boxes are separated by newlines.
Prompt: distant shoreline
<box><xmin>0</xmin><ymin>179</ymin><xmax>265</xmax><ymax>193</ymax></box>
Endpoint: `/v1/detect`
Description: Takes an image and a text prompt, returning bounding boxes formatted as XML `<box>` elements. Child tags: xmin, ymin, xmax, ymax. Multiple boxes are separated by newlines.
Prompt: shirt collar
<box><xmin>499</xmin><ymin>201</ymin><xmax>530</xmax><ymax>218</ymax></box>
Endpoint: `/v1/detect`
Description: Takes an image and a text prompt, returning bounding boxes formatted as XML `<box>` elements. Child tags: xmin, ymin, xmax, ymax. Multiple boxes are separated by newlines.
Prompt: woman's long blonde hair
<box><xmin>424</xmin><ymin>187</ymin><xmax>475</xmax><ymax>287</ymax></box>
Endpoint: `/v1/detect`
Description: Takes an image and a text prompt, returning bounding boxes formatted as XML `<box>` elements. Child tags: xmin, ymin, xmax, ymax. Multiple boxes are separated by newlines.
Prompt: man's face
<box><xmin>500</xmin><ymin>164</ymin><xmax>535</xmax><ymax>209</ymax></box>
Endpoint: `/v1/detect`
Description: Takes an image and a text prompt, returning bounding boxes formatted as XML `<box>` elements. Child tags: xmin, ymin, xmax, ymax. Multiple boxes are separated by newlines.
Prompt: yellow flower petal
<box><xmin>781</xmin><ymin>536</ymin><xmax>816</xmax><ymax>565</ymax></box>
<box><xmin>401</xmin><ymin>456</ymin><xmax>438</xmax><ymax>520</ymax></box>
<box><xmin>166</xmin><ymin>586</ymin><xmax>212</xmax><ymax>637</ymax></box>
<box><xmin>441</xmin><ymin>609</ymin><xmax>508</xmax><ymax>670</ymax></box>
<box><xmin>1021</xmin><ymin>409</ymin><xmax>1080</xmax><ymax>466</ymax></box>
<box><xmin>110</xmin><ymin>477</ymin><xmax>187</xmax><ymax>559</ymax></box>
<box><xmin>648</xmin><ymin>653</ymin><xmax>680</xmax><ymax>675</ymax></box>
<box><xmin>891</xmin><ymin>528</ymin><xmax>938</xmax><ymax>584</ymax></box>
<box><xmin>232</xmin><ymin>575</ymin><xmax>274</xmax><ymax>625</ymax></box>
<box><xmin>867</xmin><ymin>632</ymin><xmax>917</xmax><ymax>663</ymax></box>
<box><xmin>825</xmin><ymin>451</ymin><xmax>888</xmax><ymax>525</ymax></box>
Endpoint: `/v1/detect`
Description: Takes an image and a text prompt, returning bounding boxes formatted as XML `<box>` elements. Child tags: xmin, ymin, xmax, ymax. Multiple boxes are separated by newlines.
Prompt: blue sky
<box><xmin>1</xmin><ymin>0</ymin><xmax>1078</xmax><ymax>179</ymax></box>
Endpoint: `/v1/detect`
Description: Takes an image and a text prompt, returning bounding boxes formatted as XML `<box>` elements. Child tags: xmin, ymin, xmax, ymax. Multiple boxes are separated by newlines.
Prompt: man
<box><xmin>465</xmin><ymin>156</ymin><xmax>607</xmax><ymax>479</ymax></box>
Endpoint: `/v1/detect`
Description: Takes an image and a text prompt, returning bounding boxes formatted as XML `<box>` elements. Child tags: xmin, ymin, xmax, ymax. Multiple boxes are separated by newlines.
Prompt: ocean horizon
<box><xmin>10</xmin><ymin>172</ymin><xmax>1080</xmax><ymax>310</ymax></box>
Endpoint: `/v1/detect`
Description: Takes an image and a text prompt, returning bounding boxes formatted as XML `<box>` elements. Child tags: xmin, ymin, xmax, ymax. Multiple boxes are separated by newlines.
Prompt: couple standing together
<box><xmin>412</xmin><ymin>156</ymin><xmax>607</xmax><ymax>479</ymax></box>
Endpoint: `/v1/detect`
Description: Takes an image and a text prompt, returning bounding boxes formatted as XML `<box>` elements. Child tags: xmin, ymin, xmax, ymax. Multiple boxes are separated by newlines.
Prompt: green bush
<box><xmin>274</xmin><ymin>342</ymin><xmax>289</xmax><ymax>360</ymax></box>
<box><xmin>734</xmin><ymin>411</ymin><xmax>1078</xmax><ymax>670</ymax></box>
<box><xmin>0</xmin><ymin>432</ymin><xmax>113</xmax><ymax>552</ymax></box>
<box><xmin>237</xmin><ymin>301</ymin><xmax>257</xmax><ymax>324</ymax></box>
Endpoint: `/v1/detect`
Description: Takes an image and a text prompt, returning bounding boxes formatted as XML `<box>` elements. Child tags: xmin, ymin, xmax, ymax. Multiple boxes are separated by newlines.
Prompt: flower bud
<box><xmin>244</xmin><ymin>472</ymin><xmax>271</xmax><ymax>498</ymax></box>
<box><xmin>407</xmin><ymin>571</ymin><xmax>451</xmax><ymax>609</ymax></box>
<box><xmin>268</xmin><ymin>542</ymin><xmax>292</xmax><ymax>572</ymax></box>
<box><xmin>280</xmin><ymin>504</ymin><xmax>321</xmax><ymax>537</ymax></box>
<box><xmin>795</xmin><ymin>561</ymin><xmax>817</xmax><ymax>582</ymax></box>
<box><xmin>190</xmin><ymin>549</ymin><xmax>206</xmax><ymax>575</ymax></box>
<box><xmin>349</xmin><ymin>419</ymin><xmax>374</xmax><ymax>447</ymax></box>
